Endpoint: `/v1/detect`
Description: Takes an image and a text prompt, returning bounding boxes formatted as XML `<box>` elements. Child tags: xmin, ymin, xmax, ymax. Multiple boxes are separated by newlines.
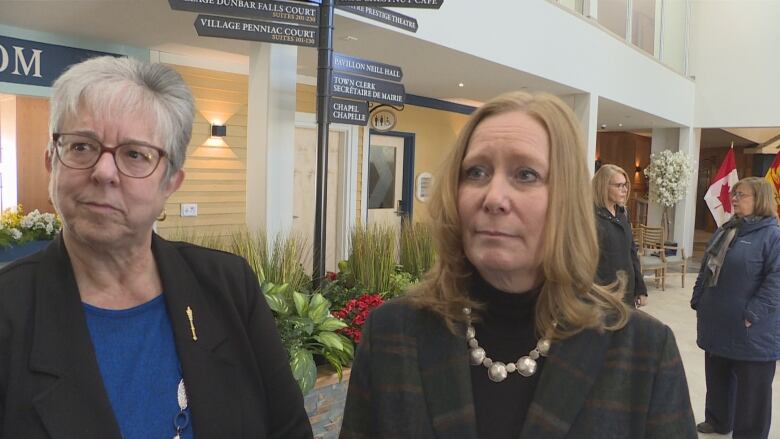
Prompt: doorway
<box><xmin>365</xmin><ymin>131</ymin><xmax>415</xmax><ymax>236</ymax></box>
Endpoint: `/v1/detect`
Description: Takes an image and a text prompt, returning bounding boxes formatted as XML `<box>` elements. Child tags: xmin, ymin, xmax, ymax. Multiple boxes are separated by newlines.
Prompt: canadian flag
<box><xmin>704</xmin><ymin>147</ymin><xmax>739</xmax><ymax>227</ymax></box>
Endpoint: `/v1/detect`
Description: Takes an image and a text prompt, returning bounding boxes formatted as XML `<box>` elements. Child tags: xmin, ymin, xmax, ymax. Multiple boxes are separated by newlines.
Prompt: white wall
<box><xmin>690</xmin><ymin>1</ymin><xmax>780</xmax><ymax>128</ymax></box>
<box><xmin>341</xmin><ymin>0</ymin><xmax>696</xmax><ymax>127</ymax></box>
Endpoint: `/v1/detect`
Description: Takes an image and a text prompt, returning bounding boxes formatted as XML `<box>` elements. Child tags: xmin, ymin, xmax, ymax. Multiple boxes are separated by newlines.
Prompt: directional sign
<box><xmin>331</xmin><ymin>71</ymin><xmax>405</xmax><ymax>106</ymax></box>
<box><xmin>194</xmin><ymin>14</ymin><xmax>319</xmax><ymax>47</ymax></box>
<box><xmin>169</xmin><ymin>0</ymin><xmax>319</xmax><ymax>26</ymax></box>
<box><xmin>329</xmin><ymin>98</ymin><xmax>368</xmax><ymax>126</ymax></box>
<box><xmin>336</xmin><ymin>5</ymin><xmax>418</xmax><ymax>33</ymax></box>
<box><xmin>333</xmin><ymin>53</ymin><xmax>402</xmax><ymax>82</ymax></box>
<box><xmin>336</xmin><ymin>0</ymin><xmax>443</xmax><ymax>9</ymax></box>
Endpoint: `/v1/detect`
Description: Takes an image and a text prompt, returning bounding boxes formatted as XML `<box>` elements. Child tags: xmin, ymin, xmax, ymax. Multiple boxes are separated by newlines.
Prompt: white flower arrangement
<box><xmin>643</xmin><ymin>150</ymin><xmax>695</xmax><ymax>208</ymax></box>
<box><xmin>0</xmin><ymin>206</ymin><xmax>62</xmax><ymax>249</ymax></box>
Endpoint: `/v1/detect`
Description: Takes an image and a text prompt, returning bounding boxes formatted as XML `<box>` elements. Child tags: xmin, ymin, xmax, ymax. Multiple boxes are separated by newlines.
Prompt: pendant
<box><xmin>469</xmin><ymin>347</ymin><xmax>486</xmax><ymax>365</ymax></box>
<box><xmin>488</xmin><ymin>362</ymin><xmax>508</xmax><ymax>382</ymax></box>
<box><xmin>516</xmin><ymin>356</ymin><xmax>537</xmax><ymax>377</ymax></box>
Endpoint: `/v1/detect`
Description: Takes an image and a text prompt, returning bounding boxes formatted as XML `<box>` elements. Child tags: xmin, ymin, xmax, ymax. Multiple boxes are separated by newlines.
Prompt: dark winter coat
<box><xmin>691</xmin><ymin>216</ymin><xmax>780</xmax><ymax>361</ymax></box>
<box><xmin>595</xmin><ymin>206</ymin><xmax>647</xmax><ymax>305</ymax></box>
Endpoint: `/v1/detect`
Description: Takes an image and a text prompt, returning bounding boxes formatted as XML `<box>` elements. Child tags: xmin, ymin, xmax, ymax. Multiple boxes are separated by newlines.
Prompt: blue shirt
<box><xmin>83</xmin><ymin>295</ymin><xmax>194</xmax><ymax>439</ymax></box>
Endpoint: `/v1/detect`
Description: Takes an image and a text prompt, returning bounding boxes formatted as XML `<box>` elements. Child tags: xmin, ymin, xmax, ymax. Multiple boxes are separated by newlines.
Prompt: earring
<box><xmin>156</xmin><ymin>209</ymin><xmax>167</xmax><ymax>222</ymax></box>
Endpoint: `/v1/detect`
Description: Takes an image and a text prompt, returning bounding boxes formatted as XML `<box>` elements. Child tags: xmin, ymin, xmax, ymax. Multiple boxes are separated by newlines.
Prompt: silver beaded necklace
<box><xmin>463</xmin><ymin>307</ymin><xmax>552</xmax><ymax>382</ymax></box>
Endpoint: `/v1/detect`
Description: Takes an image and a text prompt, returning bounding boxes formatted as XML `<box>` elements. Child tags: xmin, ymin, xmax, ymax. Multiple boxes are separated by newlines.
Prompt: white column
<box><xmin>584</xmin><ymin>0</ymin><xmax>598</xmax><ymax>19</ymax></box>
<box><xmin>0</xmin><ymin>96</ymin><xmax>18</xmax><ymax>211</ymax></box>
<box><xmin>568</xmin><ymin>93</ymin><xmax>599</xmax><ymax>177</ymax></box>
<box><xmin>648</xmin><ymin>128</ymin><xmax>679</xmax><ymax>229</ymax></box>
<box><xmin>674</xmin><ymin>126</ymin><xmax>701</xmax><ymax>254</ymax></box>
<box><xmin>245</xmin><ymin>43</ymin><xmax>297</xmax><ymax>240</ymax></box>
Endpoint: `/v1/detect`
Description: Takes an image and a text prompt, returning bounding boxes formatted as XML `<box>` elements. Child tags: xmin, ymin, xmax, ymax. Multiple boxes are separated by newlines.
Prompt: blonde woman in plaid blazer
<box><xmin>340</xmin><ymin>92</ymin><xmax>696</xmax><ymax>439</ymax></box>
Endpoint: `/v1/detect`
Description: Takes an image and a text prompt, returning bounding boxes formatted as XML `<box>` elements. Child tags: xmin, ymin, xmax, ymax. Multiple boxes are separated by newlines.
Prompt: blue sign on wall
<box><xmin>0</xmin><ymin>34</ymin><xmax>113</xmax><ymax>88</ymax></box>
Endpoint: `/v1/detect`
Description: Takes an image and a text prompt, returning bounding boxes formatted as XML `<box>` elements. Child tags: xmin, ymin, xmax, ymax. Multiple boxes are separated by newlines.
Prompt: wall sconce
<box><xmin>635</xmin><ymin>165</ymin><xmax>642</xmax><ymax>174</ymax></box>
<box><xmin>211</xmin><ymin>124</ymin><xmax>227</xmax><ymax>137</ymax></box>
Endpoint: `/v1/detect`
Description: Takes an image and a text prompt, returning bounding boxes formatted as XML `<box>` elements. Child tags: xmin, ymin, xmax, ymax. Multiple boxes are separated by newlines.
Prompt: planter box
<box><xmin>305</xmin><ymin>366</ymin><xmax>351</xmax><ymax>439</ymax></box>
<box><xmin>0</xmin><ymin>240</ymin><xmax>51</xmax><ymax>262</ymax></box>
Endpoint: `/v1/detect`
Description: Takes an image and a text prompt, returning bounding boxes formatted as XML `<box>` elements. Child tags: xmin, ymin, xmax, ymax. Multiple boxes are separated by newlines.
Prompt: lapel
<box><xmin>519</xmin><ymin>326</ymin><xmax>612</xmax><ymax>439</ymax></box>
<box><xmin>152</xmin><ymin>235</ymin><xmax>242</xmax><ymax>438</ymax></box>
<box><xmin>416</xmin><ymin>313</ymin><xmax>478</xmax><ymax>439</ymax></box>
<box><xmin>29</xmin><ymin>237</ymin><xmax>122</xmax><ymax>439</ymax></box>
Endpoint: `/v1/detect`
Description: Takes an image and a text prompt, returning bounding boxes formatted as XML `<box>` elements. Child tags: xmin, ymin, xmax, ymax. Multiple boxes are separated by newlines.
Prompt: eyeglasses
<box><xmin>53</xmin><ymin>133</ymin><xmax>167</xmax><ymax>179</ymax></box>
<box><xmin>731</xmin><ymin>191</ymin><xmax>753</xmax><ymax>200</ymax></box>
<box><xmin>609</xmin><ymin>183</ymin><xmax>629</xmax><ymax>190</ymax></box>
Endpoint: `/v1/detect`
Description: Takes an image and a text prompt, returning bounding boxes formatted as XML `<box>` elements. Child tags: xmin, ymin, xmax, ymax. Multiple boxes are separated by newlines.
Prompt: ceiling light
<box><xmin>618</xmin><ymin>123</ymin><xmax>623</xmax><ymax>127</ymax></box>
<box><xmin>457</xmin><ymin>82</ymin><xmax>464</xmax><ymax>87</ymax></box>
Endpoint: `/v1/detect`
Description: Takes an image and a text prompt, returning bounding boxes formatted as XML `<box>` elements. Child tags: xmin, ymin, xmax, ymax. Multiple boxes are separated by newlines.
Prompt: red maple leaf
<box><xmin>718</xmin><ymin>182</ymin><xmax>732</xmax><ymax>213</ymax></box>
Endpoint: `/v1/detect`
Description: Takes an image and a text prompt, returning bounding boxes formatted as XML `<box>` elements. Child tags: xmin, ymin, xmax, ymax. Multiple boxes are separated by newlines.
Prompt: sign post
<box><xmin>313</xmin><ymin>0</ymin><xmax>335</xmax><ymax>284</ymax></box>
<box><xmin>171</xmin><ymin>0</ymin><xmax>439</xmax><ymax>286</ymax></box>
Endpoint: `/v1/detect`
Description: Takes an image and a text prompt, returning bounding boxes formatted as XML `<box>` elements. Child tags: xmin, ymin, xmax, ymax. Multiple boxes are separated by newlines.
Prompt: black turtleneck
<box><xmin>468</xmin><ymin>275</ymin><xmax>544</xmax><ymax>438</ymax></box>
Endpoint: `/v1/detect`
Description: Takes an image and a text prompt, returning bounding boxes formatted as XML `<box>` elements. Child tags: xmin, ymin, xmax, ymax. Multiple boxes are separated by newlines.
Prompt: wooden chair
<box><xmin>663</xmin><ymin>243</ymin><xmax>688</xmax><ymax>288</ymax></box>
<box><xmin>637</xmin><ymin>225</ymin><xmax>688</xmax><ymax>290</ymax></box>
<box><xmin>631</xmin><ymin>223</ymin><xmax>644</xmax><ymax>250</ymax></box>
<box><xmin>638</xmin><ymin>225</ymin><xmax>667</xmax><ymax>290</ymax></box>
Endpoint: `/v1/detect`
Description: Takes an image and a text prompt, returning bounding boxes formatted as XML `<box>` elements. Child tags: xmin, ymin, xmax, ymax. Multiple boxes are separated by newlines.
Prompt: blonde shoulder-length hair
<box><xmin>407</xmin><ymin>91</ymin><xmax>629</xmax><ymax>340</ymax></box>
<box><xmin>592</xmin><ymin>164</ymin><xmax>631</xmax><ymax>210</ymax></box>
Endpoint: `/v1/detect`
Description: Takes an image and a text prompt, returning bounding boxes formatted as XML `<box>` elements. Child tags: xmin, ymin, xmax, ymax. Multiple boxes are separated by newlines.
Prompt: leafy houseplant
<box><xmin>643</xmin><ymin>150</ymin><xmax>695</xmax><ymax>239</ymax></box>
<box><xmin>262</xmin><ymin>281</ymin><xmax>353</xmax><ymax>395</ymax></box>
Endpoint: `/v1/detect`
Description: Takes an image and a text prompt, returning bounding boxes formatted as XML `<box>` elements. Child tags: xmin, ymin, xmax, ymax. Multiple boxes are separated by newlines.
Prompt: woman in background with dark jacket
<box><xmin>592</xmin><ymin>164</ymin><xmax>648</xmax><ymax>307</ymax></box>
<box><xmin>691</xmin><ymin>176</ymin><xmax>780</xmax><ymax>439</ymax></box>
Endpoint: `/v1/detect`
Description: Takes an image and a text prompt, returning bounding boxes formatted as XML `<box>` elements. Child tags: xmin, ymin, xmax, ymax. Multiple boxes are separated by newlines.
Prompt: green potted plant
<box><xmin>261</xmin><ymin>281</ymin><xmax>353</xmax><ymax>395</ymax></box>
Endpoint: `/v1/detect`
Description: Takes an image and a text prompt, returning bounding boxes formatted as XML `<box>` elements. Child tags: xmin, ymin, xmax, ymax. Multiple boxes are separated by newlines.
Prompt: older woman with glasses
<box><xmin>692</xmin><ymin>176</ymin><xmax>780</xmax><ymax>439</ymax></box>
<box><xmin>0</xmin><ymin>57</ymin><xmax>312</xmax><ymax>439</ymax></box>
<box><xmin>592</xmin><ymin>164</ymin><xmax>648</xmax><ymax>307</ymax></box>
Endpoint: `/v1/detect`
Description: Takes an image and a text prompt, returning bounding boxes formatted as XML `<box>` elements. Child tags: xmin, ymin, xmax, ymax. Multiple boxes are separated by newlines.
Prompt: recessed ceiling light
<box><xmin>458</xmin><ymin>82</ymin><xmax>464</xmax><ymax>87</ymax></box>
<box><xmin>618</xmin><ymin>123</ymin><xmax>623</xmax><ymax>127</ymax></box>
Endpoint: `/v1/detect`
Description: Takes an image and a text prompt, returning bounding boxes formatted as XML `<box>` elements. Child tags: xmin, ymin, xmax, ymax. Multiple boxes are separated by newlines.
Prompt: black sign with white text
<box><xmin>194</xmin><ymin>14</ymin><xmax>318</xmax><ymax>47</ymax></box>
<box><xmin>336</xmin><ymin>5</ymin><xmax>418</xmax><ymax>33</ymax></box>
<box><xmin>169</xmin><ymin>0</ymin><xmax>319</xmax><ymax>26</ymax></box>
<box><xmin>329</xmin><ymin>98</ymin><xmax>368</xmax><ymax>125</ymax></box>
<box><xmin>333</xmin><ymin>52</ymin><xmax>402</xmax><ymax>82</ymax></box>
<box><xmin>336</xmin><ymin>0</ymin><xmax>443</xmax><ymax>9</ymax></box>
<box><xmin>331</xmin><ymin>71</ymin><xmax>405</xmax><ymax>106</ymax></box>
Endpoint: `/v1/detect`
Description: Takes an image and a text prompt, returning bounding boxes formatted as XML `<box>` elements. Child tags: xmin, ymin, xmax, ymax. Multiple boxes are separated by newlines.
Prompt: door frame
<box><xmin>295</xmin><ymin>112</ymin><xmax>360</xmax><ymax>265</ymax></box>
<box><xmin>363</xmin><ymin>129</ymin><xmax>416</xmax><ymax>223</ymax></box>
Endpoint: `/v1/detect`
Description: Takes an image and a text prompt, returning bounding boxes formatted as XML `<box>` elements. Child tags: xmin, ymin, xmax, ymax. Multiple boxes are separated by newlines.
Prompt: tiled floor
<box><xmin>642</xmin><ymin>281</ymin><xmax>780</xmax><ymax>439</ymax></box>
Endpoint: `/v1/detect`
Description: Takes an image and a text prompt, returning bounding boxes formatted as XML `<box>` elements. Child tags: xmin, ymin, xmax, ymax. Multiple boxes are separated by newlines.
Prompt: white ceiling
<box><xmin>0</xmin><ymin>0</ymin><xmax>749</xmax><ymax>135</ymax></box>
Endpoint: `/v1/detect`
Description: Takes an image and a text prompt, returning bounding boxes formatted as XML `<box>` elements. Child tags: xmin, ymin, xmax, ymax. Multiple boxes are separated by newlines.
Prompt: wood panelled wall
<box><xmin>596</xmin><ymin>131</ymin><xmax>651</xmax><ymax>198</ymax></box>
<box><xmin>14</xmin><ymin>96</ymin><xmax>51</xmax><ymax>214</ymax></box>
<box><xmin>159</xmin><ymin>65</ymin><xmax>248</xmax><ymax>238</ymax></box>
<box><xmin>296</xmin><ymin>83</ymin><xmax>365</xmax><ymax>223</ymax></box>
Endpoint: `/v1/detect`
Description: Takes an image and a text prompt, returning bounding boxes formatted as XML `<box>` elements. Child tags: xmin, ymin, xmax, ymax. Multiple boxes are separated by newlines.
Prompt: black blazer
<box><xmin>0</xmin><ymin>235</ymin><xmax>313</xmax><ymax>439</ymax></box>
<box><xmin>595</xmin><ymin>206</ymin><xmax>647</xmax><ymax>304</ymax></box>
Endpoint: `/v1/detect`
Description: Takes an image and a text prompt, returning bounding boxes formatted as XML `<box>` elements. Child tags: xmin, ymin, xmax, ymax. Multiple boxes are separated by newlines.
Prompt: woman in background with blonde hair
<box><xmin>340</xmin><ymin>91</ymin><xmax>695</xmax><ymax>438</ymax></box>
<box><xmin>592</xmin><ymin>164</ymin><xmax>648</xmax><ymax>307</ymax></box>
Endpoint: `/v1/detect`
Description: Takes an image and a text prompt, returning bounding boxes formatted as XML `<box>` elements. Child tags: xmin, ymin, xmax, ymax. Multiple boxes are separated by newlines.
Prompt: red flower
<box><xmin>332</xmin><ymin>293</ymin><xmax>384</xmax><ymax>344</ymax></box>
<box><xmin>325</xmin><ymin>271</ymin><xmax>338</xmax><ymax>281</ymax></box>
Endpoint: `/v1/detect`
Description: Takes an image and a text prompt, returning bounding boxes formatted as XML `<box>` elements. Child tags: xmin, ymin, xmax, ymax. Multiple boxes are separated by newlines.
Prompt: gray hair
<box><xmin>48</xmin><ymin>56</ymin><xmax>194</xmax><ymax>182</ymax></box>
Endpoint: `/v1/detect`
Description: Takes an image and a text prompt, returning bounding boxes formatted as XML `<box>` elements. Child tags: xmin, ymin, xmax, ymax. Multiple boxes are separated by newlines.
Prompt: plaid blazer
<box><xmin>340</xmin><ymin>299</ymin><xmax>696</xmax><ymax>439</ymax></box>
